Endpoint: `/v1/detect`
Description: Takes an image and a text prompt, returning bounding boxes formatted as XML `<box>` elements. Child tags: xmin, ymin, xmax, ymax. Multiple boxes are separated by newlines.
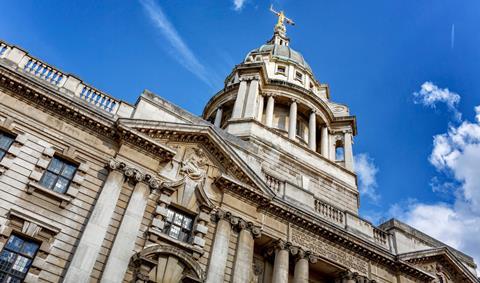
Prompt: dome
<box><xmin>245</xmin><ymin>43</ymin><xmax>312</xmax><ymax>73</ymax></box>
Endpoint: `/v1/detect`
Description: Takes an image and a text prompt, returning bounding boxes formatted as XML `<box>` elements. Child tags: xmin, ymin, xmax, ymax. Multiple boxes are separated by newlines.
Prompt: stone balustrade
<box><xmin>265</xmin><ymin>171</ymin><xmax>286</xmax><ymax>194</ymax></box>
<box><xmin>314</xmin><ymin>198</ymin><xmax>345</xmax><ymax>226</ymax></box>
<box><xmin>313</xmin><ymin>197</ymin><xmax>391</xmax><ymax>250</ymax></box>
<box><xmin>373</xmin><ymin>227</ymin><xmax>388</xmax><ymax>246</ymax></box>
<box><xmin>0</xmin><ymin>40</ymin><xmax>122</xmax><ymax>115</ymax></box>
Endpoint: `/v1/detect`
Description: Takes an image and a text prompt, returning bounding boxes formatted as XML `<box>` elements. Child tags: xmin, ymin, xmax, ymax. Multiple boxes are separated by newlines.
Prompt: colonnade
<box><xmin>213</xmin><ymin>84</ymin><xmax>355</xmax><ymax>171</ymax></box>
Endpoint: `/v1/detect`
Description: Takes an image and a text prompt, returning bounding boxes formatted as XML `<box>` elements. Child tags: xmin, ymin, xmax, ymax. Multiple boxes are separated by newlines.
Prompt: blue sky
<box><xmin>2</xmin><ymin>0</ymin><xmax>480</xmax><ymax>267</ymax></box>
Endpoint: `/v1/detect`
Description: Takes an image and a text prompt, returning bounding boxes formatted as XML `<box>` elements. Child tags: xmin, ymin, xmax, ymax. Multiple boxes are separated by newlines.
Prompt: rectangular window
<box><xmin>0</xmin><ymin>234</ymin><xmax>39</xmax><ymax>282</ymax></box>
<box><xmin>276</xmin><ymin>65</ymin><xmax>286</xmax><ymax>75</ymax></box>
<box><xmin>162</xmin><ymin>208</ymin><xmax>194</xmax><ymax>243</ymax></box>
<box><xmin>295</xmin><ymin>71</ymin><xmax>303</xmax><ymax>82</ymax></box>
<box><xmin>0</xmin><ymin>132</ymin><xmax>14</xmax><ymax>161</ymax></box>
<box><xmin>39</xmin><ymin>156</ymin><xmax>78</xmax><ymax>194</ymax></box>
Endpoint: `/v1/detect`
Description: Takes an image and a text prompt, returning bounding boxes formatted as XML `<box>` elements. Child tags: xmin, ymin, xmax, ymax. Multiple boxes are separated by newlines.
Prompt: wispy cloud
<box><xmin>354</xmin><ymin>153</ymin><xmax>380</xmax><ymax>202</ymax></box>
<box><xmin>233</xmin><ymin>0</ymin><xmax>247</xmax><ymax>11</ymax></box>
<box><xmin>413</xmin><ymin>81</ymin><xmax>461</xmax><ymax>121</ymax></box>
<box><xmin>140</xmin><ymin>0</ymin><xmax>216</xmax><ymax>87</ymax></box>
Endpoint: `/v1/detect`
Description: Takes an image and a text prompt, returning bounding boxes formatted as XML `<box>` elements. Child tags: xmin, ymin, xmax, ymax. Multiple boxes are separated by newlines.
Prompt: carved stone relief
<box><xmin>290</xmin><ymin>227</ymin><xmax>368</xmax><ymax>274</ymax></box>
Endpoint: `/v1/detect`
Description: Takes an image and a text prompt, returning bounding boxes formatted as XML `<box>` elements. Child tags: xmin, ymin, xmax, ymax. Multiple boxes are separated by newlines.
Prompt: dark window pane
<box><xmin>53</xmin><ymin>177</ymin><xmax>69</xmax><ymax>193</ymax></box>
<box><xmin>0</xmin><ymin>150</ymin><xmax>5</xmax><ymax>160</ymax></box>
<box><xmin>21</xmin><ymin>242</ymin><xmax>39</xmax><ymax>258</ymax></box>
<box><xmin>0</xmin><ymin>235</ymin><xmax>38</xmax><ymax>282</ymax></box>
<box><xmin>169</xmin><ymin>225</ymin><xmax>180</xmax><ymax>239</ymax></box>
<box><xmin>0</xmin><ymin>250</ymin><xmax>15</xmax><ymax>270</ymax></box>
<box><xmin>40</xmin><ymin>171</ymin><xmax>57</xmax><ymax>190</ymax></box>
<box><xmin>173</xmin><ymin>214</ymin><xmax>183</xmax><ymax>226</ymax></box>
<box><xmin>61</xmin><ymin>164</ymin><xmax>76</xmax><ymax>179</ymax></box>
<box><xmin>5</xmin><ymin>236</ymin><xmax>23</xmax><ymax>252</ymax></box>
<box><xmin>48</xmin><ymin>158</ymin><xmax>63</xmax><ymax>174</ymax></box>
<box><xmin>0</xmin><ymin>134</ymin><xmax>14</xmax><ymax>150</ymax></box>
<box><xmin>166</xmin><ymin>209</ymin><xmax>174</xmax><ymax>222</ymax></box>
<box><xmin>182</xmin><ymin>217</ymin><xmax>192</xmax><ymax>230</ymax></box>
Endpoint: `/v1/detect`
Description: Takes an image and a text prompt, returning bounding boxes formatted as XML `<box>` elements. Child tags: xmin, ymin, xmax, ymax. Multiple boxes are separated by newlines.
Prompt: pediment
<box><xmin>398</xmin><ymin>248</ymin><xmax>478</xmax><ymax>283</ymax></box>
<box><xmin>117</xmin><ymin>119</ymin><xmax>275</xmax><ymax>206</ymax></box>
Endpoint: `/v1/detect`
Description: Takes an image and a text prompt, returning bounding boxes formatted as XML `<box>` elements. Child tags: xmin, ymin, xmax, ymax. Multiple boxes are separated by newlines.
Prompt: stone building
<box><xmin>0</xmin><ymin>12</ymin><xmax>478</xmax><ymax>283</ymax></box>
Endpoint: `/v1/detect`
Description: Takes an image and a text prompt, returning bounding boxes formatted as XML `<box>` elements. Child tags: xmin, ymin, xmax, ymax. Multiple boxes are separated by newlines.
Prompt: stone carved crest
<box><xmin>166</xmin><ymin>147</ymin><xmax>213</xmax><ymax>211</ymax></box>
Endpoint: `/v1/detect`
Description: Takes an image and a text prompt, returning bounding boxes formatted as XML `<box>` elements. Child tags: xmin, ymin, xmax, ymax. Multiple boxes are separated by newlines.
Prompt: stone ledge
<box><xmin>26</xmin><ymin>181</ymin><xmax>73</xmax><ymax>208</ymax></box>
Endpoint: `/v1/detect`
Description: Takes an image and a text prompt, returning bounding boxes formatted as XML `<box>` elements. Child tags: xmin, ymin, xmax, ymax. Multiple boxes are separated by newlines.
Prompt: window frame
<box><xmin>295</xmin><ymin>70</ymin><xmax>303</xmax><ymax>82</ymax></box>
<box><xmin>0</xmin><ymin>132</ymin><xmax>15</xmax><ymax>162</ymax></box>
<box><xmin>276</xmin><ymin>65</ymin><xmax>286</xmax><ymax>76</ymax></box>
<box><xmin>162</xmin><ymin>207</ymin><xmax>195</xmax><ymax>243</ymax></box>
<box><xmin>0</xmin><ymin>234</ymin><xmax>40</xmax><ymax>283</ymax></box>
<box><xmin>39</xmin><ymin>155</ymin><xmax>78</xmax><ymax>194</ymax></box>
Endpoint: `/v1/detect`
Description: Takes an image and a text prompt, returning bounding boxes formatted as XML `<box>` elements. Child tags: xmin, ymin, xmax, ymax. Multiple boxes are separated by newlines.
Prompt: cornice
<box><xmin>0</xmin><ymin>66</ymin><xmax>116</xmax><ymax>138</ymax></box>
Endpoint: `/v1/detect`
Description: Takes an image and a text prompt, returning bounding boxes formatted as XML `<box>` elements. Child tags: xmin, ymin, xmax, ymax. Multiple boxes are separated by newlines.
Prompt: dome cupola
<box><xmin>203</xmin><ymin>7</ymin><xmax>357</xmax><ymax>172</ymax></box>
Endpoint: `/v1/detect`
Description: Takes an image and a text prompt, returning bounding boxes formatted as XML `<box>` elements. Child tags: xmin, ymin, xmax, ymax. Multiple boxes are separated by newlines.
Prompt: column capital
<box><xmin>290</xmin><ymin>98</ymin><xmax>298</xmax><ymax>104</ymax></box>
<box><xmin>310</xmin><ymin>109</ymin><xmax>317</xmax><ymax>114</ymax></box>
<box><xmin>212</xmin><ymin>210</ymin><xmax>262</xmax><ymax>238</ymax></box>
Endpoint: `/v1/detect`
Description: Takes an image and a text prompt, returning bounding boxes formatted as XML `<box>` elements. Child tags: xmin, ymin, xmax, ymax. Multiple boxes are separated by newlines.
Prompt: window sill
<box><xmin>27</xmin><ymin>181</ymin><xmax>73</xmax><ymax>208</ymax></box>
<box><xmin>147</xmin><ymin>227</ymin><xmax>203</xmax><ymax>256</ymax></box>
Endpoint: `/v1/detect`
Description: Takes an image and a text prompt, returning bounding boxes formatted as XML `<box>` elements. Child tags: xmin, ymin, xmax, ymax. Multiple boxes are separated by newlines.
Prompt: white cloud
<box><xmin>413</xmin><ymin>81</ymin><xmax>461</xmax><ymax>120</ymax></box>
<box><xmin>354</xmin><ymin>153</ymin><xmax>380</xmax><ymax>202</ymax></box>
<box><xmin>233</xmin><ymin>0</ymin><xmax>247</xmax><ymax>11</ymax></box>
<box><xmin>139</xmin><ymin>0</ymin><xmax>216</xmax><ymax>87</ymax></box>
<box><xmin>392</xmin><ymin>103</ymin><xmax>480</xmax><ymax>272</ymax></box>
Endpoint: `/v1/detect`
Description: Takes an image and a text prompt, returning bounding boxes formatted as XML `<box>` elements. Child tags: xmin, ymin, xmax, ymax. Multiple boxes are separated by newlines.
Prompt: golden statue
<box><xmin>270</xmin><ymin>4</ymin><xmax>295</xmax><ymax>29</ymax></box>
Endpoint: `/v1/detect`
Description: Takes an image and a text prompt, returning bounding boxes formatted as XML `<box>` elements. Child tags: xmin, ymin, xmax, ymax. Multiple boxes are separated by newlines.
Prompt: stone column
<box><xmin>232</xmin><ymin>80</ymin><xmax>248</xmax><ymax>118</ymax></box>
<box><xmin>271</xmin><ymin>240</ymin><xmax>290</xmax><ymax>283</ymax></box>
<box><xmin>244</xmin><ymin>79</ymin><xmax>259</xmax><ymax>118</ymax></box>
<box><xmin>214</xmin><ymin>108</ymin><xmax>223</xmax><ymax>128</ymax></box>
<box><xmin>206</xmin><ymin>211</ymin><xmax>233</xmax><ymax>283</ymax></box>
<box><xmin>293</xmin><ymin>255</ymin><xmax>308</xmax><ymax>283</ymax></box>
<box><xmin>288</xmin><ymin>100</ymin><xmax>297</xmax><ymax>140</ymax></box>
<box><xmin>257</xmin><ymin>94</ymin><xmax>264</xmax><ymax>122</ymax></box>
<box><xmin>344</xmin><ymin>131</ymin><xmax>354</xmax><ymax>171</ymax></box>
<box><xmin>64</xmin><ymin>160</ymin><xmax>125</xmax><ymax>283</ymax></box>
<box><xmin>291</xmin><ymin>249</ymin><xmax>316</xmax><ymax>283</ymax></box>
<box><xmin>265</xmin><ymin>94</ymin><xmax>275</xmax><ymax>127</ymax></box>
<box><xmin>101</xmin><ymin>174</ymin><xmax>150</xmax><ymax>283</ymax></box>
<box><xmin>308</xmin><ymin>111</ymin><xmax>316</xmax><ymax>151</ymax></box>
<box><xmin>321</xmin><ymin>126</ymin><xmax>329</xmax><ymax>159</ymax></box>
<box><xmin>231</xmin><ymin>221</ymin><xmax>261</xmax><ymax>283</ymax></box>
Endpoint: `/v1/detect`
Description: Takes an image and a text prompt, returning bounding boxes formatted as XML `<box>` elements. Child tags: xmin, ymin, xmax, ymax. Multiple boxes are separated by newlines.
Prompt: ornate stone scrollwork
<box><xmin>212</xmin><ymin>209</ymin><xmax>262</xmax><ymax>238</ymax></box>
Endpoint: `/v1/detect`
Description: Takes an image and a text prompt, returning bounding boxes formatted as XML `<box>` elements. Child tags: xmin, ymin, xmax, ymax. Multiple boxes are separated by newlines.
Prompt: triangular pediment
<box><xmin>117</xmin><ymin>118</ymin><xmax>275</xmax><ymax>205</ymax></box>
<box><xmin>399</xmin><ymin>248</ymin><xmax>478</xmax><ymax>283</ymax></box>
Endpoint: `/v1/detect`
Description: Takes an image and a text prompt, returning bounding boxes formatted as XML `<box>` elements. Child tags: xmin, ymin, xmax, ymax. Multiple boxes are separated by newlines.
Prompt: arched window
<box><xmin>335</xmin><ymin>145</ymin><xmax>344</xmax><ymax>161</ymax></box>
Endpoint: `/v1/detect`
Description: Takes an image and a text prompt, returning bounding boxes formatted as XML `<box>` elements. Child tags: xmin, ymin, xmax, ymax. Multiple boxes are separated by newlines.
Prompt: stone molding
<box><xmin>212</xmin><ymin>210</ymin><xmax>262</xmax><ymax>238</ymax></box>
<box><xmin>108</xmin><ymin>158</ymin><xmax>170</xmax><ymax>193</ymax></box>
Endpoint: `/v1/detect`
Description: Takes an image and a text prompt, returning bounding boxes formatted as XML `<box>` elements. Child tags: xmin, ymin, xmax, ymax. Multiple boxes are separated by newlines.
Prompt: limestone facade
<box><xmin>0</xmin><ymin>19</ymin><xmax>478</xmax><ymax>283</ymax></box>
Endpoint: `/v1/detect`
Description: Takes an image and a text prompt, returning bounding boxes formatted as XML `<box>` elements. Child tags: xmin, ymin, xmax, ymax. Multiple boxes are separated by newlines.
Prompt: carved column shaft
<box><xmin>232</xmin><ymin>226</ymin><xmax>254</xmax><ymax>283</ymax></box>
<box><xmin>257</xmin><ymin>94</ymin><xmax>265</xmax><ymax>122</ymax></box>
<box><xmin>265</xmin><ymin>95</ymin><xmax>275</xmax><ymax>127</ymax></box>
<box><xmin>206</xmin><ymin>212</ymin><xmax>232</xmax><ymax>283</ymax></box>
<box><xmin>308</xmin><ymin>111</ymin><xmax>316</xmax><ymax>151</ymax></box>
<box><xmin>289</xmin><ymin>100</ymin><xmax>297</xmax><ymax>140</ymax></box>
<box><xmin>321</xmin><ymin>126</ymin><xmax>329</xmax><ymax>159</ymax></box>
<box><xmin>214</xmin><ymin>108</ymin><xmax>223</xmax><ymax>127</ymax></box>
<box><xmin>344</xmin><ymin>131</ymin><xmax>354</xmax><ymax>170</ymax></box>
<box><xmin>64</xmin><ymin>161</ymin><xmax>125</xmax><ymax>283</ymax></box>
<box><xmin>272</xmin><ymin>241</ymin><xmax>290</xmax><ymax>283</ymax></box>
<box><xmin>232</xmin><ymin>80</ymin><xmax>248</xmax><ymax>118</ymax></box>
<box><xmin>101</xmin><ymin>180</ymin><xmax>150</xmax><ymax>283</ymax></box>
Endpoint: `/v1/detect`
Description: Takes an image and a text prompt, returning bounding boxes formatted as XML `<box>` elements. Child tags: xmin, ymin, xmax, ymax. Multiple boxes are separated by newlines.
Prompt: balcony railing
<box><xmin>314</xmin><ymin>198</ymin><xmax>345</xmax><ymax>226</ymax></box>
<box><xmin>0</xmin><ymin>40</ymin><xmax>122</xmax><ymax>115</ymax></box>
